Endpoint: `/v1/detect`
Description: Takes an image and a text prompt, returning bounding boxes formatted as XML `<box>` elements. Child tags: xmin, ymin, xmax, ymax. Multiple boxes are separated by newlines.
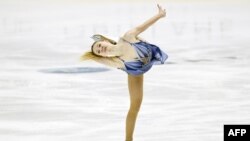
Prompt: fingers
<box><xmin>157</xmin><ymin>4</ymin><xmax>161</xmax><ymax>10</ymax></box>
<box><xmin>157</xmin><ymin>3</ymin><xmax>165</xmax><ymax>11</ymax></box>
<box><xmin>157</xmin><ymin>3</ymin><xmax>166</xmax><ymax>17</ymax></box>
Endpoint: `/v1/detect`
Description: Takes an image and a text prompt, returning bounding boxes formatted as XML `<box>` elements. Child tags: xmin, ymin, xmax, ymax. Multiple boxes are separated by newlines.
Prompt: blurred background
<box><xmin>0</xmin><ymin>0</ymin><xmax>250</xmax><ymax>141</ymax></box>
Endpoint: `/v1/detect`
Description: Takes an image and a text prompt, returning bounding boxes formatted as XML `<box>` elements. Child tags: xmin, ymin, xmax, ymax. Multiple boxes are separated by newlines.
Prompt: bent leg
<box><xmin>125</xmin><ymin>74</ymin><xmax>143</xmax><ymax>141</ymax></box>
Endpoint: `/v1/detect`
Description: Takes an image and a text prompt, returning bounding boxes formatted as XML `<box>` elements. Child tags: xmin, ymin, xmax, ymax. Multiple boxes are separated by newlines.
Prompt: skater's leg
<box><xmin>125</xmin><ymin>74</ymin><xmax>143</xmax><ymax>141</ymax></box>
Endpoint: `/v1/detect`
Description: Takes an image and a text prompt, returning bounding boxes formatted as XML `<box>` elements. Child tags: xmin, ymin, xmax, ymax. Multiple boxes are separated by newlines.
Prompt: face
<box><xmin>92</xmin><ymin>41</ymin><xmax>112</xmax><ymax>57</ymax></box>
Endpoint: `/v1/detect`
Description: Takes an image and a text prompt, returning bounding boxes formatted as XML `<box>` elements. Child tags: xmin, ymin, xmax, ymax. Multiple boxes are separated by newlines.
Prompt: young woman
<box><xmin>81</xmin><ymin>4</ymin><xmax>168</xmax><ymax>141</ymax></box>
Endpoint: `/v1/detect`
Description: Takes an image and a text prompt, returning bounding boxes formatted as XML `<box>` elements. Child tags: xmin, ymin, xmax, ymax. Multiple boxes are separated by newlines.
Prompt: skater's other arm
<box><xmin>124</xmin><ymin>4</ymin><xmax>166</xmax><ymax>38</ymax></box>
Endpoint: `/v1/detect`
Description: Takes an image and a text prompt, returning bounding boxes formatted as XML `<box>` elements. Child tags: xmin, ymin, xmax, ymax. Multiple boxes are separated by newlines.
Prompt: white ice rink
<box><xmin>0</xmin><ymin>0</ymin><xmax>250</xmax><ymax>141</ymax></box>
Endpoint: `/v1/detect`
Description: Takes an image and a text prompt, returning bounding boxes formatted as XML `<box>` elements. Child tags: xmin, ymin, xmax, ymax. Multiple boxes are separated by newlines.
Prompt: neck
<box><xmin>109</xmin><ymin>44</ymin><xmax>123</xmax><ymax>57</ymax></box>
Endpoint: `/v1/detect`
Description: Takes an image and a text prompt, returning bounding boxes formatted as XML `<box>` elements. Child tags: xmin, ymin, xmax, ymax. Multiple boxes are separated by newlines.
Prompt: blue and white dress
<box><xmin>118</xmin><ymin>38</ymin><xmax>168</xmax><ymax>75</ymax></box>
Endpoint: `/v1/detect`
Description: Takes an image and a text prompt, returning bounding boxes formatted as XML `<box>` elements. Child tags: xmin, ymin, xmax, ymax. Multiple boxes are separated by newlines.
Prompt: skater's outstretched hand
<box><xmin>157</xmin><ymin>4</ymin><xmax>166</xmax><ymax>18</ymax></box>
<box><xmin>123</xmin><ymin>4</ymin><xmax>166</xmax><ymax>37</ymax></box>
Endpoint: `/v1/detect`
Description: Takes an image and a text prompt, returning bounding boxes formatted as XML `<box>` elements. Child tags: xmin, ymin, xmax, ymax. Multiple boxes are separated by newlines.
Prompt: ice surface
<box><xmin>0</xmin><ymin>1</ymin><xmax>250</xmax><ymax>141</ymax></box>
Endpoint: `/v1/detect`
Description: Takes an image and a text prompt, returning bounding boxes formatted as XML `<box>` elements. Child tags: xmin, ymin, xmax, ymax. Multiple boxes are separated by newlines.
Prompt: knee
<box><xmin>129</xmin><ymin>99</ymin><xmax>142</xmax><ymax>113</ymax></box>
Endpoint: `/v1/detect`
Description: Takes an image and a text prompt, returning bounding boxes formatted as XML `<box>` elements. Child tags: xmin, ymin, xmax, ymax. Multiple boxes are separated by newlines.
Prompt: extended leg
<box><xmin>125</xmin><ymin>74</ymin><xmax>143</xmax><ymax>141</ymax></box>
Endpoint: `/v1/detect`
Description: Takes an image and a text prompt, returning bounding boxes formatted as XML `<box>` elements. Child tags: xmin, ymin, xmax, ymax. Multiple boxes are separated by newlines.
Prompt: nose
<box><xmin>101</xmin><ymin>47</ymin><xmax>105</xmax><ymax>52</ymax></box>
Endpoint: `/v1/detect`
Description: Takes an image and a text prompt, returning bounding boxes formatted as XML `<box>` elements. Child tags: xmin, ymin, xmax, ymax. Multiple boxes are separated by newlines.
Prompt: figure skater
<box><xmin>81</xmin><ymin>4</ymin><xmax>168</xmax><ymax>141</ymax></box>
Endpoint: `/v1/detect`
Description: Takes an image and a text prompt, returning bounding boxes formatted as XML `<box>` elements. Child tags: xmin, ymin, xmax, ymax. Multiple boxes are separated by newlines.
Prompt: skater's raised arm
<box><xmin>124</xmin><ymin>4</ymin><xmax>166</xmax><ymax>38</ymax></box>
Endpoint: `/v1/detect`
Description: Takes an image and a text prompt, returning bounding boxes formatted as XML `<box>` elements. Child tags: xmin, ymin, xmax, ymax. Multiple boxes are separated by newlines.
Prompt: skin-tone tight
<box><xmin>125</xmin><ymin>74</ymin><xmax>143</xmax><ymax>141</ymax></box>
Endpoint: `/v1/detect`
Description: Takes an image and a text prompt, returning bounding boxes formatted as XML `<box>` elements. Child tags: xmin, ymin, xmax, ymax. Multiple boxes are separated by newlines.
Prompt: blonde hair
<box><xmin>80</xmin><ymin>34</ymin><xmax>124</xmax><ymax>69</ymax></box>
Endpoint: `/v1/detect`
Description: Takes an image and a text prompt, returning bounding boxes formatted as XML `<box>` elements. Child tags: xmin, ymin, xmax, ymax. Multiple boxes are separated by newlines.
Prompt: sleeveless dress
<box><xmin>118</xmin><ymin>38</ymin><xmax>168</xmax><ymax>75</ymax></box>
